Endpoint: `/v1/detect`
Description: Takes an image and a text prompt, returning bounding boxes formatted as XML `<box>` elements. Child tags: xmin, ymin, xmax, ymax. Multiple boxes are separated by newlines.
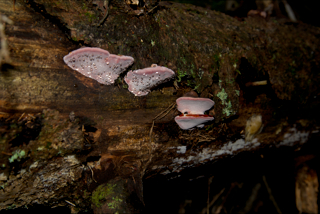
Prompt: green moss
<box><xmin>213</xmin><ymin>54</ymin><xmax>221</xmax><ymax>70</ymax></box>
<box><xmin>83</xmin><ymin>190</ymin><xmax>90</xmax><ymax>199</ymax></box>
<box><xmin>205</xmin><ymin>124</ymin><xmax>214</xmax><ymax>131</ymax></box>
<box><xmin>193</xmin><ymin>84</ymin><xmax>200</xmax><ymax>92</ymax></box>
<box><xmin>92</xmin><ymin>183</ymin><xmax>117</xmax><ymax>208</ymax></box>
<box><xmin>217</xmin><ymin>88</ymin><xmax>228</xmax><ymax>105</ymax></box>
<box><xmin>8</xmin><ymin>150</ymin><xmax>25</xmax><ymax>163</ymax></box>
<box><xmin>82</xmin><ymin>2</ymin><xmax>88</xmax><ymax>10</ymax></box>
<box><xmin>186</xmin><ymin>79</ymin><xmax>195</xmax><ymax>87</ymax></box>
<box><xmin>45</xmin><ymin>142</ymin><xmax>52</xmax><ymax>149</ymax></box>
<box><xmin>6</xmin><ymin>204</ymin><xmax>16</xmax><ymax>210</ymax></box>
<box><xmin>226</xmin><ymin>78</ymin><xmax>235</xmax><ymax>84</ymax></box>
<box><xmin>176</xmin><ymin>69</ymin><xmax>187</xmax><ymax>82</ymax></box>
<box><xmin>222</xmin><ymin>100</ymin><xmax>233</xmax><ymax>116</ymax></box>
<box><xmin>217</xmin><ymin>88</ymin><xmax>234</xmax><ymax>116</ymax></box>
<box><xmin>180</xmin><ymin>57</ymin><xmax>187</xmax><ymax>65</ymax></box>
<box><xmin>108</xmin><ymin>196</ymin><xmax>123</xmax><ymax>209</ymax></box>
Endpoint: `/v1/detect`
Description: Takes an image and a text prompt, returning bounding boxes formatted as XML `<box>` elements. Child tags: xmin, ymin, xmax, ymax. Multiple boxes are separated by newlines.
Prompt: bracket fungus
<box><xmin>63</xmin><ymin>47</ymin><xmax>134</xmax><ymax>85</ymax></box>
<box><xmin>124</xmin><ymin>65</ymin><xmax>175</xmax><ymax>96</ymax></box>
<box><xmin>175</xmin><ymin>97</ymin><xmax>215</xmax><ymax>130</ymax></box>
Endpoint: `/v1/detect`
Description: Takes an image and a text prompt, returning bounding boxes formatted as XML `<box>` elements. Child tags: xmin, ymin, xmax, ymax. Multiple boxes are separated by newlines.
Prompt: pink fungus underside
<box><xmin>175</xmin><ymin>115</ymin><xmax>214</xmax><ymax>130</ymax></box>
<box><xmin>176</xmin><ymin>97</ymin><xmax>215</xmax><ymax>115</ymax></box>
<box><xmin>125</xmin><ymin>66</ymin><xmax>175</xmax><ymax>96</ymax></box>
<box><xmin>63</xmin><ymin>47</ymin><xmax>134</xmax><ymax>85</ymax></box>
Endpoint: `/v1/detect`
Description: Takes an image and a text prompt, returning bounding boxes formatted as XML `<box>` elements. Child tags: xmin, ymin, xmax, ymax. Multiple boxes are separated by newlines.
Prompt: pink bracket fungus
<box><xmin>174</xmin><ymin>97</ymin><xmax>215</xmax><ymax>130</ymax></box>
<box><xmin>176</xmin><ymin>97</ymin><xmax>215</xmax><ymax>114</ymax></box>
<box><xmin>175</xmin><ymin>115</ymin><xmax>214</xmax><ymax>130</ymax></box>
<box><xmin>63</xmin><ymin>47</ymin><xmax>134</xmax><ymax>85</ymax></box>
<box><xmin>124</xmin><ymin>65</ymin><xmax>175</xmax><ymax>96</ymax></box>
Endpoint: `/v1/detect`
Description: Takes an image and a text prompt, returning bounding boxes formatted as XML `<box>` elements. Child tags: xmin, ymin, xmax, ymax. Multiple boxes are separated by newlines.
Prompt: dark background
<box><xmin>168</xmin><ymin>0</ymin><xmax>320</xmax><ymax>27</ymax></box>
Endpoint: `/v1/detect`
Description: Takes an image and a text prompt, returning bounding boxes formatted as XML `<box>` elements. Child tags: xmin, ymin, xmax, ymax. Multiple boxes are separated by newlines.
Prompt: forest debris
<box><xmin>245</xmin><ymin>80</ymin><xmax>267</xmax><ymax>87</ymax></box>
<box><xmin>88</xmin><ymin>165</ymin><xmax>97</xmax><ymax>183</ymax></box>
<box><xmin>0</xmin><ymin>14</ymin><xmax>13</xmax><ymax>67</ymax></box>
<box><xmin>263</xmin><ymin>175</ymin><xmax>282</xmax><ymax>214</ymax></box>
<box><xmin>295</xmin><ymin>164</ymin><xmax>318</xmax><ymax>214</ymax></box>
<box><xmin>18</xmin><ymin>113</ymin><xmax>25</xmax><ymax>122</ymax></box>
<box><xmin>92</xmin><ymin>0</ymin><xmax>110</xmax><ymax>26</ymax></box>
<box><xmin>0</xmin><ymin>157</ymin><xmax>83</xmax><ymax>209</ymax></box>
<box><xmin>245</xmin><ymin>115</ymin><xmax>263</xmax><ymax>142</ymax></box>
<box><xmin>65</xmin><ymin>200</ymin><xmax>76</xmax><ymax>207</ymax></box>
<box><xmin>149</xmin><ymin>102</ymin><xmax>176</xmax><ymax>142</ymax></box>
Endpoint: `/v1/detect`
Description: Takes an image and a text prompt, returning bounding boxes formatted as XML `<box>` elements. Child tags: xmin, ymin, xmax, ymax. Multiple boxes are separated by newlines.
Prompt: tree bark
<box><xmin>0</xmin><ymin>0</ymin><xmax>319</xmax><ymax>212</ymax></box>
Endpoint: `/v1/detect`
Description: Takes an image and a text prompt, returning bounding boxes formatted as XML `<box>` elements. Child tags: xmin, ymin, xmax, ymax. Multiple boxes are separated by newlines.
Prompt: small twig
<box><xmin>263</xmin><ymin>175</ymin><xmax>282</xmax><ymax>214</ymax></box>
<box><xmin>27</xmin><ymin>114</ymin><xmax>35</xmax><ymax>119</ymax></box>
<box><xmin>0</xmin><ymin>14</ymin><xmax>13</xmax><ymax>66</ymax></box>
<box><xmin>65</xmin><ymin>200</ymin><xmax>76</xmax><ymax>207</ymax></box>
<box><xmin>18</xmin><ymin>113</ymin><xmax>25</xmax><ymax>121</ymax></box>
<box><xmin>88</xmin><ymin>165</ymin><xmax>97</xmax><ymax>183</ymax></box>
<box><xmin>242</xmin><ymin>183</ymin><xmax>261</xmax><ymax>213</ymax></box>
<box><xmin>97</xmin><ymin>0</ymin><xmax>109</xmax><ymax>26</ymax></box>
<box><xmin>218</xmin><ymin>123</ymin><xmax>225</xmax><ymax>133</ymax></box>
<box><xmin>147</xmin><ymin>4</ymin><xmax>158</xmax><ymax>14</ymax></box>
<box><xmin>245</xmin><ymin>80</ymin><xmax>267</xmax><ymax>87</ymax></box>
<box><xmin>153</xmin><ymin>102</ymin><xmax>176</xmax><ymax>120</ymax></box>
<box><xmin>158</xmin><ymin>103</ymin><xmax>176</xmax><ymax>121</ymax></box>
<box><xmin>149</xmin><ymin>120</ymin><xmax>154</xmax><ymax>142</ymax></box>
<box><xmin>150</xmin><ymin>102</ymin><xmax>176</xmax><ymax>143</ymax></box>
<box><xmin>202</xmin><ymin>188</ymin><xmax>225</xmax><ymax>214</ymax></box>
<box><xmin>1</xmin><ymin>151</ymin><xmax>12</xmax><ymax>156</ymax></box>
<box><xmin>146</xmin><ymin>102</ymin><xmax>176</xmax><ymax>176</ymax></box>
<box><xmin>282</xmin><ymin>0</ymin><xmax>297</xmax><ymax>22</ymax></box>
<box><xmin>84</xmin><ymin>136</ymin><xmax>91</xmax><ymax>144</ymax></box>
<box><xmin>67</xmin><ymin>163</ymin><xmax>82</xmax><ymax>169</ymax></box>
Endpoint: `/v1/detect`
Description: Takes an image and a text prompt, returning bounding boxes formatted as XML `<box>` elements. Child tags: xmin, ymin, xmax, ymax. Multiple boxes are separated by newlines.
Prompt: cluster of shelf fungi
<box><xmin>64</xmin><ymin>47</ymin><xmax>217</xmax><ymax>130</ymax></box>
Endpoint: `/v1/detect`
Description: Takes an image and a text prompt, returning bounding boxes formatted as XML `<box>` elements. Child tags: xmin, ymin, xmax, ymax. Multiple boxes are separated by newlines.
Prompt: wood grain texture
<box><xmin>1</xmin><ymin>0</ymin><xmax>320</xmax><ymax>211</ymax></box>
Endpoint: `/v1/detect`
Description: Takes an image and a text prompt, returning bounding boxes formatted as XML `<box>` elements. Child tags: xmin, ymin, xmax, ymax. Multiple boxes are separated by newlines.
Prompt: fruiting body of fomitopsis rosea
<box><xmin>124</xmin><ymin>65</ymin><xmax>175</xmax><ymax>96</ymax></box>
<box><xmin>175</xmin><ymin>97</ymin><xmax>215</xmax><ymax>130</ymax></box>
<box><xmin>63</xmin><ymin>48</ymin><xmax>175</xmax><ymax>96</ymax></box>
<box><xmin>63</xmin><ymin>47</ymin><xmax>134</xmax><ymax>85</ymax></box>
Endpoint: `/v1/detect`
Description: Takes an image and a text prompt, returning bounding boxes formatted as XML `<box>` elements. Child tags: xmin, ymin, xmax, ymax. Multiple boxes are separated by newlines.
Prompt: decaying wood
<box><xmin>0</xmin><ymin>0</ymin><xmax>320</xmax><ymax>212</ymax></box>
<box><xmin>295</xmin><ymin>163</ymin><xmax>318</xmax><ymax>214</ymax></box>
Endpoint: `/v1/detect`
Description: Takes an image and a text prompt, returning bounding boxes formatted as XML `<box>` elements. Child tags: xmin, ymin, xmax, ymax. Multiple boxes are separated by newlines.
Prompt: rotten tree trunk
<box><xmin>1</xmin><ymin>0</ymin><xmax>320</xmax><ymax>212</ymax></box>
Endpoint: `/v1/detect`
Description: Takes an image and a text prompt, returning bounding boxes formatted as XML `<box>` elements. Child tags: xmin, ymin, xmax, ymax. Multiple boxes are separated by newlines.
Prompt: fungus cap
<box><xmin>63</xmin><ymin>47</ymin><xmax>134</xmax><ymax>85</ymax></box>
<box><xmin>124</xmin><ymin>65</ymin><xmax>175</xmax><ymax>96</ymax></box>
<box><xmin>175</xmin><ymin>115</ymin><xmax>214</xmax><ymax>130</ymax></box>
<box><xmin>176</xmin><ymin>97</ymin><xmax>215</xmax><ymax>115</ymax></box>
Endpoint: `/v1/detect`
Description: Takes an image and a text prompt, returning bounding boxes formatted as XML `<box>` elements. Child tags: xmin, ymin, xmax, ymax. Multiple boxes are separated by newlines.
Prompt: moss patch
<box><xmin>92</xmin><ymin>183</ymin><xmax>117</xmax><ymax>208</ymax></box>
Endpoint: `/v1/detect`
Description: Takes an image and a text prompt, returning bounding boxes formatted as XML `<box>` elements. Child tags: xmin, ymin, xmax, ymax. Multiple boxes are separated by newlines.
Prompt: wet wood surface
<box><xmin>1</xmin><ymin>0</ymin><xmax>320</xmax><ymax>211</ymax></box>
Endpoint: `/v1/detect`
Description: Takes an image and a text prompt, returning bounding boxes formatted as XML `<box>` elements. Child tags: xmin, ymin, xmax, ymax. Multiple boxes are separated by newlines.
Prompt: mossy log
<box><xmin>0</xmin><ymin>0</ymin><xmax>319</xmax><ymax>212</ymax></box>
